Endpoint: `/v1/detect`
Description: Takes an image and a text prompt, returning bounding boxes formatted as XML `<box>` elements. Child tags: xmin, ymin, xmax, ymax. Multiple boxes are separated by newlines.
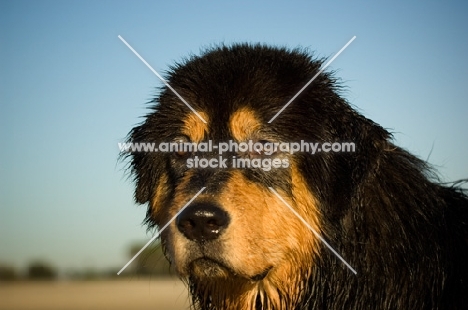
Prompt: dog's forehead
<box><xmin>181</xmin><ymin>107</ymin><xmax>262</xmax><ymax>142</ymax></box>
<box><xmin>162</xmin><ymin>45</ymin><xmax>330</xmax><ymax>142</ymax></box>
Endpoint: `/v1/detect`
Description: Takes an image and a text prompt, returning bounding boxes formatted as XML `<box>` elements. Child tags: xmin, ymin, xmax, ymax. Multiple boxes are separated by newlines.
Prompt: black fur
<box><xmin>125</xmin><ymin>44</ymin><xmax>468</xmax><ymax>309</ymax></box>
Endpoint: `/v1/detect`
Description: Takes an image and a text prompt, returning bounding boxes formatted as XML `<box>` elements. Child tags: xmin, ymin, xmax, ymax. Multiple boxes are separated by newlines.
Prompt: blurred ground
<box><xmin>0</xmin><ymin>279</ymin><xmax>190</xmax><ymax>310</ymax></box>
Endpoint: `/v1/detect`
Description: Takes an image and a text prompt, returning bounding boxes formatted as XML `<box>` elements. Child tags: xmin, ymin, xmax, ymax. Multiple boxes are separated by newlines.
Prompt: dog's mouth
<box><xmin>250</xmin><ymin>267</ymin><xmax>272</xmax><ymax>281</ymax></box>
<box><xmin>189</xmin><ymin>257</ymin><xmax>232</xmax><ymax>279</ymax></box>
<box><xmin>189</xmin><ymin>257</ymin><xmax>272</xmax><ymax>282</ymax></box>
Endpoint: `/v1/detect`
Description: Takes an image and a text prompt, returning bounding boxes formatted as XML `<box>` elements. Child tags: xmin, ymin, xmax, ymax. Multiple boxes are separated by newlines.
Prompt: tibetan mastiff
<box><xmin>124</xmin><ymin>44</ymin><xmax>468</xmax><ymax>309</ymax></box>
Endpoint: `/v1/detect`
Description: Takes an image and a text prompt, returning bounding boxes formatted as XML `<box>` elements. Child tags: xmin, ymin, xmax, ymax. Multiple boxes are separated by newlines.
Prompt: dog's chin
<box><xmin>188</xmin><ymin>258</ymin><xmax>272</xmax><ymax>282</ymax></box>
<box><xmin>189</xmin><ymin>258</ymin><xmax>232</xmax><ymax>279</ymax></box>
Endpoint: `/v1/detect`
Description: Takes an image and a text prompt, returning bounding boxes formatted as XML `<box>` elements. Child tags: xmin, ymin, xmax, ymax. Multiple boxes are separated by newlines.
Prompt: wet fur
<box><xmin>125</xmin><ymin>44</ymin><xmax>468</xmax><ymax>309</ymax></box>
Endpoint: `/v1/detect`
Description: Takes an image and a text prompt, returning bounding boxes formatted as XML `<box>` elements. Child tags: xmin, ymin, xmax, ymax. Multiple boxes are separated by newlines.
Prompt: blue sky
<box><xmin>1</xmin><ymin>0</ymin><xmax>467</xmax><ymax>273</ymax></box>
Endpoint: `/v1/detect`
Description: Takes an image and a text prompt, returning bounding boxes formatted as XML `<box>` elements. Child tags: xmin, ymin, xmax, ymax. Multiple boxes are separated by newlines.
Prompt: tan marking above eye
<box><xmin>182</xmin><ymin>112</ymin><xmax>209</xmax><ymax>143</ymax></box>
<box><xmin>229</xmin><ymin>107</ymin><xmax>261</xmax><ymax>141</ymax></box>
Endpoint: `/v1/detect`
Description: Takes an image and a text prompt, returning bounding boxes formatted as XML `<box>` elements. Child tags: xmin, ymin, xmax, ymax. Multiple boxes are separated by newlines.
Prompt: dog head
<box><xmin>125</xmin><ymin>44</ymin><xmax>389</xmax><ymax>309</ymax></box>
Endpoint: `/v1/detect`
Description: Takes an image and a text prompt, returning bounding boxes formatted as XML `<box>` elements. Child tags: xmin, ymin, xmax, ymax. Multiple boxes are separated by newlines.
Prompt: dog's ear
<box><xmin>125</xmin><ymin>122</ymin><xmax>166</xmax><ymax>205</ymax></box>
<box><xmin>131</xmin><ymin>152</ymin><xmax>164</xmax><ymax>204</ymax></box>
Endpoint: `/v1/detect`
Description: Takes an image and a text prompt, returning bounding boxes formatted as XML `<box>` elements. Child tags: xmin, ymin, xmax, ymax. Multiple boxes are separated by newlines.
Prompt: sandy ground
<box><xmin>0</xmin><ymin>279</ymin><xmax>190</xmax><ymax>310</ymax></box>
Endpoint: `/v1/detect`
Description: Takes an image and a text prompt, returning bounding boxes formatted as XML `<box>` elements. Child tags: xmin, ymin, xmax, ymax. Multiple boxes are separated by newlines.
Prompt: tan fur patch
<box><xmin>209</xmin><ymin>169</ymin><xmax>321</xmax><ymax>309</ymax></box>
<box><xmin>150</xmin><ymin>172</ymin><xmax>169</xmax><ymax>222</ymax></box>
<box><xmin>229</xmin><ymin>107</ymin><xmax>261</xmax><ymax>141</ymax></box>
<box><xmin>164</xmin><ymin>162</ymin><xmax>322</xmax><ymax>309</ymax></box>
<box><xmin>289</xmin><ymin>163</ymin><xmax>321</xmax><ymax>235</ymax></box>
<box><xmin>182</xmin><ymin>111</ymin><xmax>209</xmax><ymax>142</ymax></box>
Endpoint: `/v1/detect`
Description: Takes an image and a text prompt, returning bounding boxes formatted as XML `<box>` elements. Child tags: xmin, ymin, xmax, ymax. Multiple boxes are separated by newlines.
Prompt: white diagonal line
<box><xmin>268</xmin><ymin>36</ymin><xmax>356</xmax><ymax>123</ymax></box>
<box><xmin>118</xmin><ymin>35</ymin><xmax>207</xmax><ymax>124</ymax></box>
<box><xmin>117</xmin><ymin>187</ymin><xmax>206</xmax><ymax>275</ymax></box>
<box><xmin>269</xmin><ymin>187</ymin><xmax>357</xmax><ymax>274</ymax></box>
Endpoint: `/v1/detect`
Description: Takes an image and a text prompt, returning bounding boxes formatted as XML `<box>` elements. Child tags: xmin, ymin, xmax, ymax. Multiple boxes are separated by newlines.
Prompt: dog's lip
<box><xmin>250</xmin><ymin>266</ymin><xmax>272</xmax><ymax>281</ymax></box>
<box><xmin>189</xmin><ymin>257</ymin><xmax>233</xmax><ymax>276</ymax></box>
<box><xmin>189</xmin><ymin>257</ymin><xmax>272</xmax><ymax>281</ymax></box>
<box><xmin>191</xmin><ymin>257</ymin><xmax>227</xmax><ymax>268</ymax></box>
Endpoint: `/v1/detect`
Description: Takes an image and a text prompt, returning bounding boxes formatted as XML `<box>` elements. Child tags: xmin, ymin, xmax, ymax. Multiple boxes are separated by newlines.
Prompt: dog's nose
<box><xmin>176</xmin><ymin>203</ymin><xmax>230</xmax><ymax>242</ymax></box>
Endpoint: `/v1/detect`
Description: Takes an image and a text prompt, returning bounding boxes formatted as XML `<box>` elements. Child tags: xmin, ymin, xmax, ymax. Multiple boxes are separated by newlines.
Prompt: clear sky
<box><xmin>1</xmin><ymin>0</ymin><xmax>467</xmax><ymax>274</ymax></box>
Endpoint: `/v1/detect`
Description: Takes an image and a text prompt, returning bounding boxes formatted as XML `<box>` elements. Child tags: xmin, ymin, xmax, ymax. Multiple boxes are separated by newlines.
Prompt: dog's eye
<box><xmin>172</xmin><ymin>135</ymin><xmax>191</xmax><ymax>158</ymax></box>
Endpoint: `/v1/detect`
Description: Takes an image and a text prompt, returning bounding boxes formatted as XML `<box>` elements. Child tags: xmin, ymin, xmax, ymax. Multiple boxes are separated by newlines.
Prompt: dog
<box><xmin>124</xmin><ymin>44</ymin><xmax>468</xmax><ymax>309</ymax></box>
